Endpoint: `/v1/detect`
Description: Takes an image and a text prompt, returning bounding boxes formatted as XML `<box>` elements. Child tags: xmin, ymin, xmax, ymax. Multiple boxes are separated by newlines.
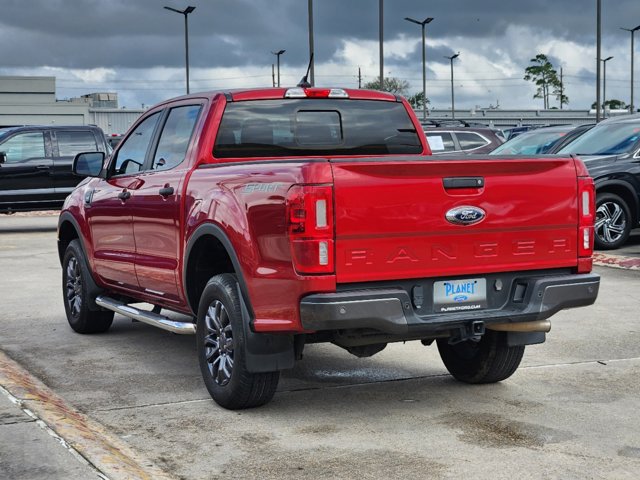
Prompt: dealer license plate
<box><xmin>433</xmin><ymin>278</ymin><xmax>487</xmax><ymax>313</ymax></box>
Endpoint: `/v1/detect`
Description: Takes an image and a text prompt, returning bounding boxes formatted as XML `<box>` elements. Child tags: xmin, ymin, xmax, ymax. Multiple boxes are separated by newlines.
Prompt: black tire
<box><xmin>594</xmin><ymin>192</ymin><xmax>632</xmax><ymax>250</ymax></box>
<box><xmin>62</xmin><ymin>240</ymin><xmax>113</xmax><ymax>334</ymax></box>
<box><xmin>196</xmin><ymin>274</ymin><xmax>280</xmax><ymax>410</ymax></box>
<box><xmin>437</xmin><ymin>330</ymin><xmax>524</xmax><ymax>384</ymax></box>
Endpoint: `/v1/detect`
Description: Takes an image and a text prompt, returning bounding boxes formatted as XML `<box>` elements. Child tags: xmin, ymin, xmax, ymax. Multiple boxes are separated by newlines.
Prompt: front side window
<box><xmin>0</xmin><ymin>132</ymin><xmax>46</xmax><ymax>162</ymax></box>
<box><xmin>456</xmin><ymin>132</ymin><xmax>489</xmax><ymax>150</ymax></box>
<box><xmin>57</xmin><ymin>130</ymin><xmax>99</xmax><ymax>156</ymax></box>
<box><xmin>214</xmin><ymin>99</ymin><xmax>422</xmax><ymax>158</ymax></box>
<box><xmin>152</xmin><ymin>105</ymin><xmax>202</xmax><ymax>171</ymax></box>
<box><xmin>112</xmin><ymin>112</ymin><xmax>160</xmax><ymax>175</ymax></box>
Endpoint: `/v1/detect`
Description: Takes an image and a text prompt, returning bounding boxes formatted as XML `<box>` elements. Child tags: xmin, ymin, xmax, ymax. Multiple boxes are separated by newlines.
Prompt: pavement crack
<box><xmin>0</xmin><ymin>418</ymin><xmax>37</xmax><ymax>426</ymax></box>
<box><xmin>94</xmin><ymin>397</ymin><xmax>212</xmax><ymax>413</ymax></box>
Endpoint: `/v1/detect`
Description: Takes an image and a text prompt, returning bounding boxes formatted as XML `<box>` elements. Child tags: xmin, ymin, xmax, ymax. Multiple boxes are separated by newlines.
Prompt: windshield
<box><xmin>490</xmin><ymin>129</ymin><xmax>570</xmax><ymax>155</ymax></box>
<box><xmin>0</xmin><ymin>127</ymin><xmax>20</xmax><ymax>142</ymax></box>
<box><xmin>558</xmin><ymin>123</ymin><xmax>640</xmax><ymax>155</ymax></box>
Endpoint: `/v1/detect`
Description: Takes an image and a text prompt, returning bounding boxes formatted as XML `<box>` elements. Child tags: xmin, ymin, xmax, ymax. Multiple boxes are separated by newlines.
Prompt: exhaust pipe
<box><xmin>95</xmin><ymin>296</ymin><xmax>195</xmax><ymax>335</ymax></box>
<box><xmin>487</xmin><ymin>320</ymin><xmax>551</xmax><ymax>333</ymax></box>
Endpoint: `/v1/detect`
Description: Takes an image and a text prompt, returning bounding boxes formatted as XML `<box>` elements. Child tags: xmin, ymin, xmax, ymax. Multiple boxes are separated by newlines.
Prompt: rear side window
<box><xmin>455</xmin><ymin>132</ymin><xmax>489</xmax><ymax>150</ymax></box>
<box><xmin>152</xmin><ymin>105</ymin><xmax>202</xmax><ymax>171</ymax></box>
<box><xmin>426</xmin><ymin>132</ymin><xmax>456</xmax><ymax>152</ymax></box>
<box><xmin>214</xmin><ymin>99</ymin><xmax>421</xmax><ymax>158</ymax></box>
<box><xmin>57</xmin><ymin>130</ymin><xmax>98</xmax><ymax>156</ymax></box>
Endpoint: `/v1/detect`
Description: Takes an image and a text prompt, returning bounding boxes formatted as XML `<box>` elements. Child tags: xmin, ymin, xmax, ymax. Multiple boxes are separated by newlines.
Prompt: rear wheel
<box><xmin>437</xmin><ymin>330</ymin><xmax>524</xmax><ymax>384</ymax></box>
<box><xmin>196</xmin><ymin>274</ymin><xmax>279</xmax><ymax>409</ymax></box>
<box><xmin>595</xmin><ymin>193</ymin><xmax>631</xmax><ymax>250</ymax></box>
<box><xmin>62</xmin><ymin>240</ymin><xmax>113</xmax><ymax>334</ymax></box>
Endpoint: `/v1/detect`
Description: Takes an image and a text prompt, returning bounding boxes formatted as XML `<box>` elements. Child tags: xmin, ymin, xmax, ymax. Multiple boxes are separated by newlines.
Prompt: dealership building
<box><xmin>0</xmin><ymin>76</ymin><xmax>144</xmax><ymax>135</ymax></box>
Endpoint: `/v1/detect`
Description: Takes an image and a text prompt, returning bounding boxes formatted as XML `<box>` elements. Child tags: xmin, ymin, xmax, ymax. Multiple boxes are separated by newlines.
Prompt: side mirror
<box><xmin>73</xmin><ymin>152</ymin><xmax>104</xmax><ymax>177</ymax></box>
<box><xmin>0</xmin><ymin>151</ymin><xmax>6</xmax><ymax>164</ymax></box>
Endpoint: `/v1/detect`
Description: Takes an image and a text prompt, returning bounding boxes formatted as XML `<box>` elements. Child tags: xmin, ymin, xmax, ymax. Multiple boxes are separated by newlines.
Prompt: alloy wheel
<box><xmin>203</xmin><ymin>300</ymin><xmax>234</xmax><ymax>386</ymax></box>
<box><xmin>65</xmin><ymin>256</ymin><xmax>82</xmax><ymax>317</ymax></box>
<box><xmin>595</xmin><ymin>201</ymin><xmax>627</xmax><ymax>245</ymax></box>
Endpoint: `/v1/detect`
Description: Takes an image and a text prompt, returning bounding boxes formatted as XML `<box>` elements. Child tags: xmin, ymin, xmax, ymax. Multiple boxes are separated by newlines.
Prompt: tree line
<box><xmin>364</xmin><ymin>53</ymin><xmax>628</xmax><ymax>110</ymax></box>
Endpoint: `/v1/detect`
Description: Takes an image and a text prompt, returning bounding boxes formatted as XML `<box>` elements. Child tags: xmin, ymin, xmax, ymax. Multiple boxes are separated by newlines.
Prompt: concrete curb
<box><xmin>593</xmin><ymin>253</ymin><xmax>640</xmax><ymax>271</ymax></box>
<box><xmin>0</xmin><ymin>350</ymin><xmax>176</xmax><ymax>480</ymax></box>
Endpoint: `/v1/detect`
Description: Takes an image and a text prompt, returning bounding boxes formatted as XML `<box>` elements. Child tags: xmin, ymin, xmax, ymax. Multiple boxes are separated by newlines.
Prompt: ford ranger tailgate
<box><xmin>331</xmin><ymin>156</ymin><xmax>580</xmax><ymax>283</ymax></box>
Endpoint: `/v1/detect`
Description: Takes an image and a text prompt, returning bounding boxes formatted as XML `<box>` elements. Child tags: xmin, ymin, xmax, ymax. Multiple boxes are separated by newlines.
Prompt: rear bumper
<box><xmin>300</xmin><ymin>273</ymin><xmax>600</xmax><ymax>335</ymax></box>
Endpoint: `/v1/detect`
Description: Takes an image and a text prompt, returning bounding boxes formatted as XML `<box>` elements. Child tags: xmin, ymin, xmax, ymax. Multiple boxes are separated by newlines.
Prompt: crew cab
<box><xmin>0</xmin><ymin>125</ymin><xmax>109</xmax><ymax>212</ymax></box>
<box><xmin>58</xmin><ymin>87</ymin><xmax>600</xmax><ymax>409</ymax></box>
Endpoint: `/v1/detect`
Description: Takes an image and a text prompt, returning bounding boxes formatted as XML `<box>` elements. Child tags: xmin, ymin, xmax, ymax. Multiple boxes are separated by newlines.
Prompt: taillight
<box><xmin>577</xmin><ymin>175</ymin><xmax>595</xmax><ymax>272</ymax></box>
<box><xmin>286</xmin><ymin>184</ymin><xmax>334</xmax><ymax>274</ymax></box>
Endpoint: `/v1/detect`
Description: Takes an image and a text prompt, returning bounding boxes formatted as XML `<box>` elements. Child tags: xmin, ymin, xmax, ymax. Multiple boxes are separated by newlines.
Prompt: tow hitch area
<box><xmin>448</xmin><ymin>320</ymin><xmax>486</xmax><ymax>345</ymax></box>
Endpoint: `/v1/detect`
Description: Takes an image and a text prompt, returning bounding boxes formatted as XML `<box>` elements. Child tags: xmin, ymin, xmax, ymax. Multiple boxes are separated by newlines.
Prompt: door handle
<box><xmin>36</xmin><ymin>165</ymin><xmax>50</xmax><ymax>170</ymax></box>
<box><xmin>118</xmin><ymin>190</ymin><xmax>131</xmax><ymax>201</ymax></box>
<box><xmin>159</xmin><ymin>186</ymin><xmax>174</xmax><ymax>198</ymax></box>
<box><xmin>443</xmin><ymin>177</ymin><xmax>484</xmax><ymax>189</ymax></box>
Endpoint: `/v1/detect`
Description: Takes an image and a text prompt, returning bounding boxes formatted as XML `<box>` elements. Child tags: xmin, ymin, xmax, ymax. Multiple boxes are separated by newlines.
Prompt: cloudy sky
<box><xmin>1</xmin><ymin>0</ymin><xmax>638</xmax><ymax>111</ymax></box>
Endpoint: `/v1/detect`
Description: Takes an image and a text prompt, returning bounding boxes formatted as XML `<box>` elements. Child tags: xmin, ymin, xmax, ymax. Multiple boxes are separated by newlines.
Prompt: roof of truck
<box><xmin>159</xmin><ymin>87</ymin><xmax>400</xmax><ymax>105</ymax></box>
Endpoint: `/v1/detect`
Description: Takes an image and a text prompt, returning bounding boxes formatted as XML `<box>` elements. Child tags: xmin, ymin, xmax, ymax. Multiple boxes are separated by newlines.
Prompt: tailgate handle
<box><xmin>443</xmin><ymin>177</ymin><xmax>484</xmax><ymax>189</ymax></box>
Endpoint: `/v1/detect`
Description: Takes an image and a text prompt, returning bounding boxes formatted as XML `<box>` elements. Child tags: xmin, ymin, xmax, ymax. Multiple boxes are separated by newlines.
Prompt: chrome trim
<box><xmin>144</xmin><ymin>288</ymin><xmax>165</xmax><ymax>296</ymax></box>
<box><xmin>95</xmin><ymin>296</ymin><xmax>195</xmax><ymax>334</ymax></box>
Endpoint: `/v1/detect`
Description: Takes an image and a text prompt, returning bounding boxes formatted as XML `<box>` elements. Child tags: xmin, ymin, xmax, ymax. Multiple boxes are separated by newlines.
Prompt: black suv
<box><xmin>0</xmin><ymin>125</ymin><xmax>109</xmax><ymax>212</ymax></box>
<box><xmin>557</xmin><ymin>114</ymin><xmax>640</xmax><ymax>249</ymax></box>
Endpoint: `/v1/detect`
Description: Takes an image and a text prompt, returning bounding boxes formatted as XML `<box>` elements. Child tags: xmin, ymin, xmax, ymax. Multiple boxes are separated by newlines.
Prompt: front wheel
<box><xmin>437</xmin><ymin>330</ymin><xmax>524</xmax><ymax>384</ymax></box>
<box><xmin>196</xmin><ymin>274</ymin><xmax>280</xmax><ymax>409</ymax></box>
<box><xmin>594</xmin><ymin>193</ymin><xmax>631</xmax><ymax>250</ymax></box>
<box><xmin>62</xmin><ymin>240</ymin><xmax>113</xmax><ymax>334</ymax></box>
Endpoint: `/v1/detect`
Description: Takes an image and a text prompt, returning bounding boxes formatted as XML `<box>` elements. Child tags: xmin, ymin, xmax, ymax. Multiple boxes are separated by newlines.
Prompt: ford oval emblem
<box><xmin>445</xmin><ymin>206</ymin><xmax>486</xmax><ymax>226</ymax></box>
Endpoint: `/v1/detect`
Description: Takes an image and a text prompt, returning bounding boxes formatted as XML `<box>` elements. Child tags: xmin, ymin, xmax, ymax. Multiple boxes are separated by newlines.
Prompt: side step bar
<box><xmin>95</xmin><ymin>296</ymin><xmax>196</xmax><ymax>335</ymax></box>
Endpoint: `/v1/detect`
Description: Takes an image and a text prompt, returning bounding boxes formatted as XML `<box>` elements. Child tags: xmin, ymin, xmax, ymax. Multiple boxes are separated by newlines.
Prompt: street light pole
<box><xmin>445</xmin><ymin>53</ymin><xmax>460</xmax><ymax>119</ymax></box>
<box><xmin>405</xmin><ymin>17</ymin><xmax>434</xmax><ymax>121</ymax></box>
<box><xmin>379</xmin><ymin>0</ymin><xmax>384</xmax><ymax>89</ymax></box>
<box><xmin>164</xmin><ymin>5</ymin><xmax>196</xmax><ymax>95</ymax></box>
<box><xmin>621</xmin><ymin>25</ymin><xmax>640</xmax><ymax>113</ymax></box>
<box><xmin>602</xmin><ymin>56</ymin><xmax>613</xmax><ymax>116</ymax></box>
<box><xmin>272</xmin><ymin>50</ymin><xmax>286</xmax><ymax>87</ymax></box>
<box><xmin>596</xmin><ymin>0</ymin><xmax>601</xmax><ymax>122</ymax></box>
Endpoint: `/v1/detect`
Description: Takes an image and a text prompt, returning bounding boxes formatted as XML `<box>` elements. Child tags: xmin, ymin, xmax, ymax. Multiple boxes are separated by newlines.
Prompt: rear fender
<box><xmin>184</xmin><ymin>223</ymin><xmax>295</xmax><ymax>372</ymax></box>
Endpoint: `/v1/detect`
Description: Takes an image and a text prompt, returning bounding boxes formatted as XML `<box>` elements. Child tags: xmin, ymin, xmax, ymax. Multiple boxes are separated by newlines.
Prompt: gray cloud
<box><xmin>0</xmin><ymin>0</ymin><xmax>638</xmax><ymax>109</ymax></box>
<box><xmin>1</xmin><ymin>0</ymin><xmax>637</xmax><ymax>69</ymax></box>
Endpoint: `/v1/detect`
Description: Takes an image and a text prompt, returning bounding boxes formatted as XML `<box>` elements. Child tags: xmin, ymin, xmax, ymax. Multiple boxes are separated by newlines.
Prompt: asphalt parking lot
<box><xmin>1</xmin><ymin>213</ymin><xmax>639</xmax><ymax>479</ymax></box>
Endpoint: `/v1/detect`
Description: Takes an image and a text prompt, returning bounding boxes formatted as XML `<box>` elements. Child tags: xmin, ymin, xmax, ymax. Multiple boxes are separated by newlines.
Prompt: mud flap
<box><xmin>237</xmin><ymin>285</ymin><xmax>295</xmax><ymax>373</ymax></box>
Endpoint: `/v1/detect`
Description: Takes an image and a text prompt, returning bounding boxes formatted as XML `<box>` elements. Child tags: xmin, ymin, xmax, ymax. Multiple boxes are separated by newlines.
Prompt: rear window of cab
<box><xmin>213</xmin><ymin>99</ymin><xmax>422</xmax><ymax>158</ymax></box>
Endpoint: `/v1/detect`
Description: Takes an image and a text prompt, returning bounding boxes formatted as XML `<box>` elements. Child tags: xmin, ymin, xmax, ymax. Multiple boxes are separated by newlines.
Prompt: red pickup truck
<box><xmin>58</xmin><ymin>87</ymin><xmax>600</xmax><ymax>409</ymax></box>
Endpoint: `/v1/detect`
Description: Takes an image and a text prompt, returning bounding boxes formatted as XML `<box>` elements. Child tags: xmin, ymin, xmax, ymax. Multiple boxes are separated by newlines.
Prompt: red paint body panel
<box><xmin>59</xmin><ymin>87</ymin><xmax>591</xmax><ymax>334</ymax></box>
<box><xmin>332</xmin><ymin>158</ymin><xmax>580</xmax><ymax>283</ymax></box>
<box><xmin>185</xmin><ymin>161</ymin><xmax>335</xmax><ymax>332</ymax></box>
